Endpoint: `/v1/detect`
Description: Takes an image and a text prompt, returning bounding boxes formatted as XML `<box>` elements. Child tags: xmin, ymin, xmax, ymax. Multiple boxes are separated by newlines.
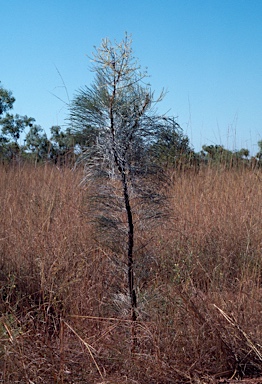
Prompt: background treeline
<box><xmin>1</xmin><ymin>81</ymin><xmax>262</xmax><ymax>169</ymax></box>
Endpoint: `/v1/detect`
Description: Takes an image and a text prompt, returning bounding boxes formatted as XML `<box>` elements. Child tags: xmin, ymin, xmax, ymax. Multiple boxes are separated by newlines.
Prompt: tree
<box><xmin>150</xmin><ymin>118</ymin><xmax>191</xmax><ymax>167</ymax></box>
<box><xmin>0</xmin><ymin>82</ymin><xmax>35</xmax><ymax>161</ymax></box>
<box><xmin>0</xmin><ymin>82</ymin><xmax>35</xmax><ymax>143</ymax></box>
<box><xmin>201</xmin><ymin>144</ymin><xmax>250</xmax><ymax>168</ymax></box>
<box><xmin>0</xmin><ymin>82</ymin><xmax>15</xmax><ymax>116</ymax></box>
<box><xmin>25</xmin><ymin>124</ymin><xmax>50</xmax><ymax>161</ymax></box>
<box><xmin>238</xmin><ymin>148</ymin><xmax>249</xmax><ymax>159</ymax></box>
<box><xmin>50</xmin><ymin>125</ymin><xmax>69</xmax><ymax>149</ymax></box>
<box><xmin>70</xmin><ymin>35</ymin><xmax>179</xmax><ymax>332</ymax></box>
<box><xmin>1</xmin><ymin>113</ymin><xmax>35</xmax><ymax>143</ymax></box>
<box><xmin>256</xmin><ymin>140</ymin><xmax>262</xmax><ymax>161</ymax></box>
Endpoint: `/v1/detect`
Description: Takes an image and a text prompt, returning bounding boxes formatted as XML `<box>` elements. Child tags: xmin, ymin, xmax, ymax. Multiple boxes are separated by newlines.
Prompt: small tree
<box><xmin>256</xmin><ymin>140</ymin><xmax>262</xmax><ymax>162</ymax></box>
<box><xmin>0</xmin><ymin>82</ymin><xmax>15</xmax><ymax>116</ymax></box>
<box><xmin>150</xmin><ymin>118</ymin><xmax>191</xmax><ymax>167</ymax></box>
<box><xmin>1</xmin><ymin>113</ymin><xmax>35</xmax><ymax>143</ymax></box>
<box><xmin>25</xmin><ymin>124</ymin><xmax>50</xmax><ymax>161</ymax></box>
<box><xmin>0</xmin><ymin>82</ymin><xmax>36</xmax><ymax>161</ymax></box>
<box><xmin>70</xmin><ymin>35</ymin><xmax>182</xmax><ymax>331</ymax></box>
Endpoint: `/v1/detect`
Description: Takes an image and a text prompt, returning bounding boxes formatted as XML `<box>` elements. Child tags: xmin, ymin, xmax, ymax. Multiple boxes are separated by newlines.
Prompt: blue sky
<box><xmin>1</xmin><ymin>0</ymin><xmax>262</xmax><ymax>154</ymax></box>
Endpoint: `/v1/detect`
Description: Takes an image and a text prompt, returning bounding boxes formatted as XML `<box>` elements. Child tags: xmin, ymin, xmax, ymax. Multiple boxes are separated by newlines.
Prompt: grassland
<box><xmin>0</xmin><ymin>163</ymin><xmax>261</xmax><ymax>383</ymax></box>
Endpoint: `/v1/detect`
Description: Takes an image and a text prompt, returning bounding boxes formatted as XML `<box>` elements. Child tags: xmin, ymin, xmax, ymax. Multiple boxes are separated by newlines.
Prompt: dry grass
<box><xmin>0</xmin><ymin>163</ymin><xmax>261</xmax><ymax>383</ymax></box>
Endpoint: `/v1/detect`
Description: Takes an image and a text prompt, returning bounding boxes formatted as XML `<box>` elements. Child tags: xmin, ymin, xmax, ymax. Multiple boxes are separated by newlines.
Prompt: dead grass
<box><xmin>0</xmin><ymin>163</ymin><xmax>261</xmax><ymax>383</ymax></box>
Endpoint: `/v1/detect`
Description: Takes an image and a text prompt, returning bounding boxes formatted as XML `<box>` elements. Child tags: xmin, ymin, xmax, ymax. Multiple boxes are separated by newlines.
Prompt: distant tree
<box><xmin>25</xmin><ymin>124</ymin><xmax>50</xmax><ymax>161</ymax></box>
<box><xmin>50</xmin><ymin>125</ymin><xmax>69</xmax><ymax>149</ymax></box>
<box><xmin>238</xmin><ymin>148</ymin><xmax>249</xmax><ymax>159</ymax></box>
<box><xmin>201</xmin><ymin>144</ymin><xmax>250</xmax><ymax>168</ymax></box>
<box><xmin>70</xmin><ymin>34</ymin><xmax>177</xmax><ymax>335</ymax></box>
<box><xmin>1</xmin><ymin>113</ymin><xmax>35</xmax><ymax>143</ymax></box>
<box><xmin>0</xmin><ymin>135</ymin><xmax>19</xmax><ymax>162</ymax></box>
<box><xmin>150</xmin><ymin>119</ymin><xmax>191</xmax><ymax>167</ymax></box>
<box><xmin>49</xmin><ymin>125</ymin><xmax>78</xmax><ymax>164</ymax></box>
<box><xmin>202</xmin><ymin>145</ymin><xmax>224</xmax><ymax>161</ymax></box>
<box><xmin>0</xmin><ymin>82</ymin><xmax>36</xmax><ymax>161</ymax></box>
<box><xmin>256</xmin><ymin>140</ymin><xmax>262</xmax><ymax>161</ymax></box>
<box><xmin>0</xmin><ymin>82</ymin><xmax>15</xmax><ymax>116</ymax></box>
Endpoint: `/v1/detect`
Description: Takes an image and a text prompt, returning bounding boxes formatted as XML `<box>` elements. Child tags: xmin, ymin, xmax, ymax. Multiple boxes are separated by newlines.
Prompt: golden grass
<box><xmin>0</xmin><ymin>163</ymin><xmax>261</xmax><ymax>383</ymax></box>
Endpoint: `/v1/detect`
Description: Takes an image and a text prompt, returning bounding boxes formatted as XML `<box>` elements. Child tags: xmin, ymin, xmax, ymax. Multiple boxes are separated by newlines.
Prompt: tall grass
<box><xmin>0</xmin><ymin>163</ymin><xmax>261</xmax><ymax>383</ymax></box>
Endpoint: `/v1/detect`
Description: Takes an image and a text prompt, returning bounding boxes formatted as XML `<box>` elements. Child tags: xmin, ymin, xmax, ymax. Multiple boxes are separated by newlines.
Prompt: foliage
<box><xmin>0</xmin><ymin>83</ymin><xmax>35</xmax><ymax>144</ymax></box>
<box><xmin>50</xmin><ymin>125</ymin><xmax>70</xmax><ymax>150</ymax></box>
<box><xmin>0</xmin><ymin>82</ymin><xmax>36</xmax><ymax>161</ymax></box>
<box><xmin>256</xmin><ymin>140</ymin><xmax>262</xmax><ymax>161</ymax></box>
<box><xmin>0</xmin><ymin>82</ymin><xmax>15</xmax><ymax>116</ymax></box>
<box><xmin>1</xmin><ymin>113</ymin><xmax>35</xmax><ymax>143</ymax></box>
<box><xmin>25</xmin><ymin>124</ymin><xmax>51</xmax><ymax>161</ymax></box>
<box><xmin>149</xmin><ymin>118</ymin><xmax>192</xmax><ymax>167</ymax></box>
<box><xmin>200</xmin><ymin>144</ymin><xmax>251</xmax><ymax>167</ymax></box>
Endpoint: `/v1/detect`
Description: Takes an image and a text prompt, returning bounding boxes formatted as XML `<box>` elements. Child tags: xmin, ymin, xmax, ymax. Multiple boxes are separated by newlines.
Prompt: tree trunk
<box><xmin>121</xmin><ymin>171</ymin><xmax>137</xmax><ymax>322</ymax></box>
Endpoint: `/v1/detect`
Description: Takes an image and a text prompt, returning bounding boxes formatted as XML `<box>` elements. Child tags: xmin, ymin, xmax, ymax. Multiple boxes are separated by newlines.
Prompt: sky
<box><xmin>1</xmin><ymin>0</ymin><xmax>262</xmax><ymax>155</ymax></box>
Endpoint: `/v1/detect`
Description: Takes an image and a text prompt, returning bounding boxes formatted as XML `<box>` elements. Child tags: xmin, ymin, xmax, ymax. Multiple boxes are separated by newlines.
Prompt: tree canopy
<box><xmin>0</xmin><ymin>82</ymin><xmax>15</xmax><ymax>116</ymax></box>
<box><xmin>70</xmin><ymin>34</ymin><xmax>191</xmax><ymax>175</ymax></box>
